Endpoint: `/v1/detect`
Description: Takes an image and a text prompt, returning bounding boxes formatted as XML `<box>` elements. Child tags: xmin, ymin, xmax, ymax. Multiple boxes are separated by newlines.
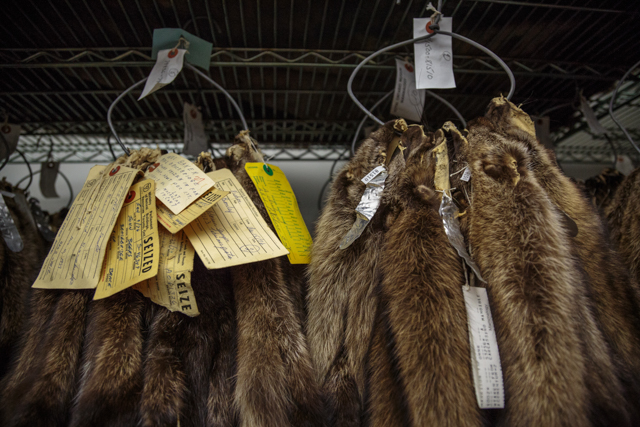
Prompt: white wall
<box><xmin>1</xmin><ymin>159</ymin><xmax>611</xmax><ymax>237</ymax></box>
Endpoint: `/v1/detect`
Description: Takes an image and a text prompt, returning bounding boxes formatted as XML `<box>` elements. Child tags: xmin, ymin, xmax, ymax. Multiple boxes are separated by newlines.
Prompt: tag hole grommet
<box><xmin>263</xmin><ymin>164</ymin><xmax>274</xmax><ymax>176</ymax></box>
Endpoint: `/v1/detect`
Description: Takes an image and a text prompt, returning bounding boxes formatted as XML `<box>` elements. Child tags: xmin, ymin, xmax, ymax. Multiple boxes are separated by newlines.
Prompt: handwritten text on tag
<box><xmin>390</xmin><ymin>59</ymin><xmax>425</xmax><ymax>122</ymax></box>
<box><xmin>157</xmin><ymin>184</ymin><xmax>229</xmax><ymax>233</ymax></box>
<box><xmin>145</xmin><ymin>153</ymin><xmax>215</xmax><ymax>215</ymax></box>
<box><xmin>94</xmin><ymin>179</ymin><xmax>159</xmax><ymax>300</ymax></box>
<box><xmin>463</xmin><ymin>286</ymin><xmax>505</xmax><ymax>409</ymax></box>
<box><xmin>33</xmin><ymin>165</ymin><xmax>139</xmax><ymax>289</ymax></box>
<box><xmin>413</xmin><ymin>17</ymin><xmax>455</xmax><ymax>90</ymax></box>
<box><xmin>139</xmin><ymin>48</ymin><xmax>187</xmax><ymax>100</ymax></box>
<box><xmin>184</xmin><ymin>168</ymin><xmax>289</xmax><ymax>269</ymax></box>
<box><xmin>245</xmin><ymin>163</ymin><xmax>313</xmax><ymax>264</ymax></box>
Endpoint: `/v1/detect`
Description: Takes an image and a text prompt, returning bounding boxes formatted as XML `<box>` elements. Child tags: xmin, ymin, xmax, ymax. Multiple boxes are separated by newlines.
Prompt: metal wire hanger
<box><xmin>347</xmin><ymin>10</ymin><xmax>516</xmax><ymax>126</ymax></box>
<box><xmin>107</xmin><ymin>61</ymin><xmax>248</xmax><ymax>157</ymax></box>
<box><xmin>351</xmin><ymin>88</ymin><xmax>468</xmax><ymax>156</ymax></box>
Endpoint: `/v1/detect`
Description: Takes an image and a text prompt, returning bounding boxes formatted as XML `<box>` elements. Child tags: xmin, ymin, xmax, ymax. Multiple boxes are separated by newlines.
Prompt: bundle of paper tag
<box><xmin>1</xmin><ymin>132</ymin><xmax>325</xmax><ymax>427</ymax></box>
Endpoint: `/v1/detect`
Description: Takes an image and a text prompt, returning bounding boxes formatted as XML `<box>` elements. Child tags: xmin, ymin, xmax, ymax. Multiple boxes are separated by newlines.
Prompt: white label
<box><xmin>462</xmin><ymin>286</ymin><xmax>505</xmax><ymax>409</ymax></box>
<box><xmin>361</xmin><ymin>165</ymin><xmax>386</xmax><ymax>184</ymax></box>
<box><xmin>139</xmin><ymin>48</ymin><xmax>187</xmax><ymax>100</ymax></box>
<box><xmin>461</xmin><ymin>166</ymin><xmax>472</xmax><ymax>182</ymax></box>
<box><xmin>413</xmin><ymin>17</ymin><xmax>455</xmax><ymax>90</ymax></box>
<box><xmin>182</xmin><ymin>102</ymin><xmax>209</xmax><ymax>156</ymax></box>
<box><xmin>616</xmin><ymin>155</ymin><xmax>634</xmax><ymax>175</ymax></box>
<box><xmin>579</xmin><ymin>95</ymin><xmax>607</xmax><ymax>135</ymax></box>
<box><xmin>390</xmin><ymin>59</ymin><xmax>426</xmax><ymax>122</ymax></box>
<box><xmin>0</xmin><ymin>123</ymin><xmax>20</xmax><ymax>160</ymax></box>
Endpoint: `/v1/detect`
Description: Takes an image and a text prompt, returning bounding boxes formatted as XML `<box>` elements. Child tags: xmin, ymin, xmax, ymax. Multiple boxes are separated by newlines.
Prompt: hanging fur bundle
<box><xmin>0</xmin><ymin>184</ymin><xmax>48</xmax><ymax>379</ymax></box>
<box><xmin>484</xmin><ymin>97</ymin><xmax>640</xmax><ymax>424</ymax></box>
<box><xmin>454</xmin><ymin>113</ymin><xmax>629</xmax><ymax>426</ymax></box>
<box><xmin>605</xmin><ymin>167</ymin><xmax>640</xmax><ymax>289</ymax></box>
<box><xmin>308</xmin><ymin>120</ymin><xmax>418</xmax><ymax>426</ymax></box>
<box><xmin>583</xmin><ymin>168</ymin><xmax>625</xmax><ymax>211</ymax></box>
<box><xmin>1</xmin><ymin>149</ymin><xmax>162</xmax><ymax>427</ymax></box>
<box><xmin>365</xmin><ymin>126</ymin><xmax>482</xmax><ymax>427</ymax></box>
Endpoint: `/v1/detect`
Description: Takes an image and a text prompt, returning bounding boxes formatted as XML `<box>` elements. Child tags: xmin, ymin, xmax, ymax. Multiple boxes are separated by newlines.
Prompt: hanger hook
<box><xmin>347</xmin><ymin>29</ymin><xmax>516</xmax><ymax>125</ymax></box>
<box><xmin>107</xmin><ymin>62</ymin><xmax>248</xmax><ymax>154</ymax></box>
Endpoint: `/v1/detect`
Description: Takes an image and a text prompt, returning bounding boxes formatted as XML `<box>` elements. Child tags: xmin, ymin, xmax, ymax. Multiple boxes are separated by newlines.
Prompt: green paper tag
<box><xmin>152</xmin><ymin>28</ymin><xmax>213</xmax><ymax>70</ymax></box>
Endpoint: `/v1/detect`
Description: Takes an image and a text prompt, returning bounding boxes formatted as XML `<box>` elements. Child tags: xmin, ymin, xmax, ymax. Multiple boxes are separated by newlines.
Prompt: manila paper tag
<box><xmin>0</xmin><ymin>123</ymin><xmax>20</xmax><ymax>160</ymax></box>
<box><xmin>183</xmin><ymin>102</ymin><xmax>209</xmax><ymax>156</ymax></box>
<box><xmin>413</xmin><ymin>17</ymin><xmax>455</xmax><ymax>89</ymax></box>
<box><xmin>94</xmin><ymin>179</ymin><xmax>160</xmax><ymax>300</ymax></box>
<box><xmin>433</xmin><ymin>141</ymin><xmax>450</xmax><ymax>192</ymax></box>
<box><xmin>462</xmin><ymin>286</ymin><xmax>505</xmax><ymax>409</ymax></box>
<box><xmin>157</xmin><ymin>183</ymin><xmax>229</xmax><ymax>233</ymax></box>
<box><xmin>390</xmin><ymin>59</ymin><xmax>426</xmax><ymax>122</ymax></box>
<box><xmin>184</xmin><ymin>168</ymin><xmax>289</xmax><ymax>269</ymax></box>
<box><xmin>139</xmin><ymin>48</ymin><xmax>187</xmax><ymax>100</ymax></box>
<box><xmin>145</xmin><ymin>152</ymin><xmax>215</xmax><ymax>215</ymax></box>
<box><xmin>245</xmin><ymin>163</ymin><xmax>313</xmax><ymax>264</ymax></box>
<box><xmin>33</xmin><ymin>165</ymin><xmax>140</xmax><ymax>289</ymax></box>
<box><xmin>134</xmin><ymin>228</ymin><xmax>199</xmax><ymax>317</ymax></box>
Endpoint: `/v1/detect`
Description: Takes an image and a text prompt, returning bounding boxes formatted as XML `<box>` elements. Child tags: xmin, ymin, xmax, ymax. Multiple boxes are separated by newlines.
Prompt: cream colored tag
<box><xmin>134</xmin><ymin>228</ymin><xmax>199</xmax><ymax>317</ymax></box>
<box><xmin>433</xmin><ymin>141</ymin><xmax>450</xmax><ymax>192</ymax></box>
<box><xmin>145</xmin><ymin>153</ymin><xmax>215</xmax><ymax>215</ymax></box>
<box><xmin>94</xmin><ymin>179</ymin><xmax>160</xmax><ymax>300</ymax></box>
<box><xmin>245</xmin><ymin>163</ymin><xmax>312</xmax><ymax>264</ymax></box>
<box><xmin>157</xmin><ymin>184</ymin><xmax>229</xmax><ymax>233</ymax></box>
<box><xmin>184</xmin><ymin>168</ymin><xmax>289</xmax><ymax>269</ymax></box>
<box><xmin>462</xmin><ymin>286</ymin><xmax>505</xmax><ymax>409</ymax></box>
<box><xmin>33</xmin><ymin>165</ymin><xmax>140</xmax><ymax>289</ymax></box>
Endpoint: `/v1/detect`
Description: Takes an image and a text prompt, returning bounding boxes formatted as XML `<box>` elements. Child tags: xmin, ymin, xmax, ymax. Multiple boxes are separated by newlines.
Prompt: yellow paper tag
<box><xmin>157</xmin><ymin>183</ymin><xmax>229</xmax><ymax>233</ymax></box>
<box><xmin>433</xmin><ymin>141</ymin><xmax>450</xmax><ymax>193</ymax></box>
<box><xmin>93</xmin><ymin>179</ymin><xmax>160</xmax><ymax>300</ymax></box>
<box><xmin>145</xmin><ymin>153</ymin><xmax>215</xmax><ymax>215</ymax></box>
<box><xmin>134</xmin><ymin>228</ymin><xmax>198</xmax><ymax>317</ymax></box>
<box><xmin>244</xmin><ymin>163</ymin><xmax>312</xmax><ymax>264</ymax></box>
<box><xmin>184</xmin><ymin>168</ymin><xmax>289</xmax><ymax>269</ymax></box>
<box><xmin>33</xmin><ymin>165</ymin><xmax>140</xmax><ymax>289</ymax></box>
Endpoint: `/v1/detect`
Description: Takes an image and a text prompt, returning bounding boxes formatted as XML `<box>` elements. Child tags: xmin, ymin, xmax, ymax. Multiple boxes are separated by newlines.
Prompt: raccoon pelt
<box><xmin>365</xmin><ymin>126</ymin><xmax>483</xmax><ymax>427</ymax></box>
<box><xmin>605</xmin><ymin>167</ymin><xmax>640</xmax><ymax>291</ymax></box>
<box><xmin>0</xmin><ymin>184</ymin><xmax>47</xmax><ymax>380</ymax></box>
<box><xmin>308</xmin><ymin>120</ymin><xmax>418</xmax><ymax>425</ymax></box>
<box><xmin>484</xmin><ymin>97</ymin><xmax>640</xmax><ymax>423</ymax></box>
<box><xmin>225</xmin><ymin>131</ymin><xmax>325</xmax><ymax>427</ymax></box>
<box><xmin>583</xmin><ymin>168</ymin><xmax>625</xmax><ymax>211</ymax></box>
<box><xmin>2</xmin><ymin>149</ymin><xmax>162</xmax><ymax>427</ymax></box>
<box><xmin>140</xmin><ymin>259</ymin><xmax>238</xmax><ymax>427</ymax></box>
<box><xmin>460</xmin><ymin>117</ymin><xmax>628</xmax><ymax>426</ymax></box>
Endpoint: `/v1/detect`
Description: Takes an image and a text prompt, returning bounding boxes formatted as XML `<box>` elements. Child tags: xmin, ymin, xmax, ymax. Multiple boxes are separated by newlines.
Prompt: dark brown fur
<box><xmin>485</xmin><ymin>98</ymin><xmax>640</xmax><ymax>424</ymax></box>
<box><xmin>226</xmin><ymin>132</ymin><xmax>326</xmax><ymax>427</ymax></box>
<box><xmin>307</xmin><ymin>122</ymin><xmax>399</xmax><ymax>426</ymax></box>
<box><xmin>460</xmin><ymin>116</ymin><xmax>628</xmax><ymax>426</ymax></box>
<box><xmin>605</xmin><ymin>167</ymin><xmax>640</xmax><ymax>293</ymax></box>
<box><xmin>366</xmin><ymin>126</ymin><xmax>483</xmax><ymax>426</ymax></box>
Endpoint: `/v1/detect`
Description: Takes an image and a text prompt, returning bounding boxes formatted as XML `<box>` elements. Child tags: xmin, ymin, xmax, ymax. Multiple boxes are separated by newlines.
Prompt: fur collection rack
<box><xmin>1</xmin><ymin>101</ymin><xmax>640</xmax><ymax>426</ymax></box>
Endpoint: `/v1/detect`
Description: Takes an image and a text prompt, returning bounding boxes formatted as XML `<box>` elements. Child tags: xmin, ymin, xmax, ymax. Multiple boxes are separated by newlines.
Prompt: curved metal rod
<box><xmin>425</xmin><ymin>89</ymin><xmax>467</xmax><ymax>128</ymax></box>
<box><xmin>0</xmin><ymin>132</ymin><xmax>12</xmax><ymax>172</ymax></box>
<box><xmin>347</xmin><ymin>29</ymin><xmax>516</xmax><ymax>126</ymax></box>
<box><xmin>106</xmin><ymin>134</ymin><xmax>118</xmax><ymax>161</ymax></box>
<box><xmin>16</xmin><ymin>169</ymin><xmax>74</xmax><ymax>209</ymax></box>
<box><xmin>350</xmin><ymin>88</ymin><xmax>467</xmax><ymax>156</ymax></box>
<box><xmin>14</xmin><ymin>149</ymin><xmax>33</xmax><ymax>191</ymax></box>
<box><xmin>107</xmin><ymin>78</ymin><xmax>146</xmax><ymax>157</ymax></box>
<box><xmin>185</xmin><ymin>63</ymin><xmax>248</xmax><ymax>130</ymax></box>
<box><xmin>609</xmin><ymin>58</ymin><xmax>640</xmax><ymax>155</ymax></box>
<box><xmin>107</xmin><ymin>64</ymin><xmax>249</xmax><ymax>153</ymax></box>
<box><xmin>351</xmin><ymin>90</ymin><xmax>394</xmax><ymax>155</ymax></box>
